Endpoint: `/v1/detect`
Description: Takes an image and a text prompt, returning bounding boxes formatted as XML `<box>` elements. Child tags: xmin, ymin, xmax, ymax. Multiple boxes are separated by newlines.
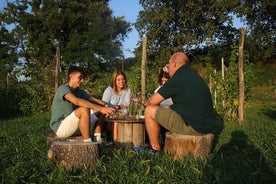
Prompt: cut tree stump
<box><xmin>48</xmin><ymin>141</ymin><xmax>99</xmax><ymax>170</ymax></box>
<box><xmin>46</xmin><ymin>134</ymin><xmax>82</xmax><ymax>146</ymax></box>
<box><xmin>164</xmin><ymin>132</ymin><xmax>214</xmax><ymax>160</ymax></box>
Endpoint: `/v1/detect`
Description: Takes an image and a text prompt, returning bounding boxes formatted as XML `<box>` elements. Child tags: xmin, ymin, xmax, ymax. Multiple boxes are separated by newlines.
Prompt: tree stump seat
<box><xmin>46</xmin><ymin>134</ymin><xmax>82</xmax><ymax>146</ymax></box>
<box><xmin>46</xmin><ymin>134</ymin><xmax>99</xmax><ymax>170</ymax></box>
<box><xmin>164</xmin><ymin>132</ymin><xmax>214</xmax><ymax>160</ymax></box>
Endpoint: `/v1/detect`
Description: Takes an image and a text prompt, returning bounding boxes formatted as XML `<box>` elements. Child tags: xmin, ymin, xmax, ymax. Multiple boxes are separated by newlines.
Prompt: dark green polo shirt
<box><xmin>50</xmin><ymin>84</ymin><xmax>90</xmax><ymax>133</ymax></box>
<box><xmin>158</xmin><ymin>64</ymin><xmax>215</xmax><ymax>133</ymax></box>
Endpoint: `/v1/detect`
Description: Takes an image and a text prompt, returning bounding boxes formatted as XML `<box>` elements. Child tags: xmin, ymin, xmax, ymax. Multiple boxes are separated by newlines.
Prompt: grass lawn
<box><xmin>1</xmin><ymin>103</ymin><xmax>275</xmax><ymax>183</ymax></box>
<box><xmin>1</xmin><ymin>72</ymin><xmax>275</xmax><ymax>183</ymax></box>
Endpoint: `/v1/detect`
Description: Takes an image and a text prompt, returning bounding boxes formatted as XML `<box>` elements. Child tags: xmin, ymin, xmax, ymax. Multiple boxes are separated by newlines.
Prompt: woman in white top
<box><xmin>102</xmin><ymin>71</ymin><xmax>131</xmax><ymax>110</ymax></box>
<box><xmin>95</xmin><ymin>70</ymin><xmax>131</xmax><ymax>141</ymax></box>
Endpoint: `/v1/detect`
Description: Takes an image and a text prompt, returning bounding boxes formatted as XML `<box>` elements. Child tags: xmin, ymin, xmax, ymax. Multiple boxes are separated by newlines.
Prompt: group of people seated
<box><xmin>50</xmin><ymin>52</ymin><xmax>215</xmax><ymax>153</ymax></box>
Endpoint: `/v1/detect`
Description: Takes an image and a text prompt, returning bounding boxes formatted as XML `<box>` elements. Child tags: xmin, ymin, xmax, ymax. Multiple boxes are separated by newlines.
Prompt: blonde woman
<box><xmin>94</xmin><ymin>70</ymin><xmax>131</xmax><ymax>141</ymax></box>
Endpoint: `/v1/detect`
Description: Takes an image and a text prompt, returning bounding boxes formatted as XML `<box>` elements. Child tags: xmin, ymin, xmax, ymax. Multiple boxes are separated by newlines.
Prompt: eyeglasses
<box><xmin>163</xmin><ymin>64</ymin><xmax>169</xmax><ymax>73</ymax></box>
<box><xmin>78</xmin><ymin>75</ymin><xmax>84</xmax><ymax>80</ymax></box>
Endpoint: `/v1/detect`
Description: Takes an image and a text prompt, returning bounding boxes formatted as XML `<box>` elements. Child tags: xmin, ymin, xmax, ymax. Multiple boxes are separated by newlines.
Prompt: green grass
<box><xmin>1</xmin><ymin>102</ymin><xmax>275</xmax><ymax>183</ymax></box>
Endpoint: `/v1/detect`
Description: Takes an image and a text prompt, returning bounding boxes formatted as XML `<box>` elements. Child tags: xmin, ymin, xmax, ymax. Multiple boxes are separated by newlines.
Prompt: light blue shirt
<box><xmin>102</xmin><ymin>86</ymin><xmax>131</xmax><ymax>108</ymax></box>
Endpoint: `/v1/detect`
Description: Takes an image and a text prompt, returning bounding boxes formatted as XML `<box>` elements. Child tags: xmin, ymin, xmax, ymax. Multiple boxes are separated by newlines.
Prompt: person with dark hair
<box><xmin>94</xmin><ymin>69</ymin><xmax>131</xmax><ymax>141</ymax></box>
<box><xmin>143</xmin><ymin>52</ymin><xmax>215</xmax><ymax>152</ymax></box>
<box><xmin>157</xmin><ymin>69</ymin><xmax>170</xmax><ymax>87</ymax></box>
<box><xmin>50</xmin><ymin>66</ymin><xmax>115</xmax><ymax>142</ymax></box>
<box><xmin>154</xmin><ymin>69</ymin><xmax>173</xmax><ymax>108</ymax></box>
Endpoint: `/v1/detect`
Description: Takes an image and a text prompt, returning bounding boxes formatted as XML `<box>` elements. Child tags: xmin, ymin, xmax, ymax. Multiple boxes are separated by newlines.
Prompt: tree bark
<box><xmin>48</xmin><ymin>141</ymin><xmax>99</xmax><ymax>170</ymax></box>
<box><xmin>46</xmin><ymin>134</ymin><xmax>82</xmax><ymax>146</ymax></box>
<box><xmin>164</xmin><ymin>132</ymin><xmax>214</xmax><ymax>160</ymax></box>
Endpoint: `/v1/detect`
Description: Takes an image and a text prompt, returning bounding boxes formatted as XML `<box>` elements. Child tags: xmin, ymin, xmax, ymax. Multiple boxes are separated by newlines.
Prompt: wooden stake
<box><xmin>238</xmin><ymin>28</ymin><xmax>245</xmax><ymax>123</ymax></box>
<box><xmin>54</xmin><ymin>39</ymin><xmax>60</xmax><ymax>92</ymax></box>
<box><xmin>141</xmin><ymin>37</ymin><xmax>147</xmax><ymax>102</ymax></box>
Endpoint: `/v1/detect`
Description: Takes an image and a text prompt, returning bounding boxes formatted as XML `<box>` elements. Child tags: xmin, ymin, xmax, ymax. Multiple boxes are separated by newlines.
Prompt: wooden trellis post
<box><xmin>141</xmin><ymin>37</ymin><xmax>147</xmax><ymax>102</ymax></box>
<box><xmin>54</xmin><ymin>39</ymin><xmax>61</xmax><ymax>92</ymax></box>
<box><xmin>221</xmin><ymin>57</ymin><xmax>225</xmax><ymax>107</ymax></box>
<box><xmin>238</xmin><ymin>28</ymin><xmax>245</xmax><ymax>123</ymax></box>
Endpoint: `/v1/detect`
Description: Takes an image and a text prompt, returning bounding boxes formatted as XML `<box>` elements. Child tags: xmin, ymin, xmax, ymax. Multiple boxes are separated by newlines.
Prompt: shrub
<box><xmin>210</xmin><ymin>44</ymin><xmax>255</xmax><ymax>122</ymax></box>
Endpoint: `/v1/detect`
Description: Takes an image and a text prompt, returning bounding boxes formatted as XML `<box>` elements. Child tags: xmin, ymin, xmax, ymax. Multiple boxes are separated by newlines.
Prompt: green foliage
<box><xmin>0</xmin><ymin>89</ymin><xmax>20</xmax><ymax>119</ymax></box>
<box><xmin>126</xmin><ymin>62</ymin><xmax>143</xmax><ymax>95</ymax></box>
<box><xmin>82</xmin><ymin>72</ymin><xmax>111</xmax><ymax>99</ymax></box>
<box><xmin>210</xmin><ymin>44</ymin><xmax>255</xmax><ymax>122</ymax></box>
<box><xmin>19</xmin><ymin>93</ymin><xmax>48</xmax><ymax>115</ymax></box>
<box><xmin>136</xmin><ymin>0</ymin><xmax>275</xmax><ymax>65</ymax></box>
<box><xmin>252</xmin><ymin>63</ymin><xmax>276</xmax><ymax>104</ymax></box>
<box><xmin>136</xmin><ymin>0</ymin><xmax>240</xmax><ymax>58</ymax></box>
<box><xmin>236</xmin><ymin>0</ymin><xmax>276</xmax><ymax>63</ymax></box>
<box><xmin>0</xmin><ymin>82</ymin><xmax>28</xmax><ymax>119</ymax></box>
<box><xmin>126</xmin><ymin>59</ymin><xmax>158</xmax><ymax>97</ymax></box>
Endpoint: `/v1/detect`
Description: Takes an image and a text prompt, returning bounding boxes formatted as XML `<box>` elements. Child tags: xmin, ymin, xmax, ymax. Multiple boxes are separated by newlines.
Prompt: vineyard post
<box><xmin>238</xmin><ymin>28</ymin><xmax>245</xmax><ymax>123</ymax></box>
<box><xmin>141</xmin><ymin>37</ymin><xmax>147</xmax><ymax>102</ymax></box>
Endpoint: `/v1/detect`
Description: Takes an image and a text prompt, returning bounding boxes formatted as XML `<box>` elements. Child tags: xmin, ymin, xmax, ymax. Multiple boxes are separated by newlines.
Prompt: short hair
<box><xmin>110</xmin><ymin>69</ymin><xmax>128</xmax><ymax>92</ymax></box>
<box><xmin>67</xmin><ymin>66</ymin><xmax>84</xmax><ymax>79</ymax></box>
<box><xmin>157</xmin><ymin>69</ymin><xmax>170</xmax><ymax>85</ymax></box>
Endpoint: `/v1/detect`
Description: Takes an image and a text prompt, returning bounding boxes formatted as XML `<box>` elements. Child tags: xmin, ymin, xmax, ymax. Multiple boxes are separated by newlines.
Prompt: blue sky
<box><xmin>109</xmin><ymin>0</ymin><xmax>142</xmax><ymax>58</ymax></box>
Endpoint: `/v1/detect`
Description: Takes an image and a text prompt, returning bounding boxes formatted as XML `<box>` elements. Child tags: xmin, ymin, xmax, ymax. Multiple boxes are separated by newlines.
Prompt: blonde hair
<box><xmin>110</xmin><ymin>69</ymin><xmax>128</xmax><ymax>93</ymax></box>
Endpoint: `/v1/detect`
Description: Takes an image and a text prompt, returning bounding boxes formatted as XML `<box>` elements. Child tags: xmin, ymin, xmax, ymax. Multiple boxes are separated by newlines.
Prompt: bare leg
<box><xmin>94</xmin><ymin>114</ymin><xmax>105</xmax><ymax>133</ymax></box>
<box><xmin>144</xmin><ymin>105</ymin><xmax>161</xmax><ymax>151</ymax></box>
<box><xmin>74</xmin><ymin>107</ymin><xmax>90</xmax><ymax>140</ymax></box>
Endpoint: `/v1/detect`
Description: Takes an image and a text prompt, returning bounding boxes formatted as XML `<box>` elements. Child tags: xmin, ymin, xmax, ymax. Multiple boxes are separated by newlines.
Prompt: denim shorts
<box><xmin>155</xmin><ymin>106</ymin><xmax>202</xmax><ymax>135</ymax></box>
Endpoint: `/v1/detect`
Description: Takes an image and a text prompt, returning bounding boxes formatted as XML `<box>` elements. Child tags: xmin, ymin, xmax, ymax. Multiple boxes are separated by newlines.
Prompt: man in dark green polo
<box><xmin>143</xmin><ymin>52</ymin><xmax>215</xmax><ymax>152</ymax></box>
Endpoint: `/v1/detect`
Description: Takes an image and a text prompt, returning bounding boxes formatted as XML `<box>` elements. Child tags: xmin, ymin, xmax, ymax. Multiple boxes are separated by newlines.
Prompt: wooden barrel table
<box><xmin>106</xmin><ymin>117</ymin><xmax>145</xmax><ymax>146</ymax></box>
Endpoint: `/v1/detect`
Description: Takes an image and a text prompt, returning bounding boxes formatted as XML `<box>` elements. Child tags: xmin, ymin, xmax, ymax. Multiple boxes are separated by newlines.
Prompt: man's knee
<box><xmin>75</xmin><ymin>106</ymin><xmax>90</xmax><ymax>117</ymax></box>
<box><xmin>145</xmin><ymin>105</ymin><xmax>158</xmax><ymax>119</ymax></box>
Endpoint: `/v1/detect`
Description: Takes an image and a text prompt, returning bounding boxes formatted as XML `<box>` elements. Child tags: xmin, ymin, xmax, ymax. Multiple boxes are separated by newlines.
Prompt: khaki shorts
<box><xmin>56</xmin><ymin>110</ymin><xmax>97</xmax><ymax>138</ymax></box>
<box><xmin>56</xmin><ymin>111</ymin><xmax>79</xmax><ymax>138</ymax></box>
<box><xmin>155</xmin><ymin>106</ymin><xmax>202</xmax><ymax>135</ymax></box>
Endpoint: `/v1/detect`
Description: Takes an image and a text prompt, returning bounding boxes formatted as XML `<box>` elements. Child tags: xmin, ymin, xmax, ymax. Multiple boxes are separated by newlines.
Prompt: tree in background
<box><xmin>236</xmin><ymin>0</ymin><xmax>276</xmax><ymax>63</ymax></box>
<box><xmin>135</xmin><ymin>0</ymin><xmax>275</xmax><ymax>65</ymax></box>
<box><xmin>0</xmin><ymin>0</ymin><xmax>131</xmax><ymax>115</ymax></box>
<box><xmin>135</xmin><ymin>0</ymin><xmax>241</xmax><ymax>66</ymax></box>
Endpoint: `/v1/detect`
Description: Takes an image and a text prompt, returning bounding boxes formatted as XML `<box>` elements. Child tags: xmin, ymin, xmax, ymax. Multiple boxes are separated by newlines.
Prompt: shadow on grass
<box><xmin>261</xmin><ymin>104</ymin><xmax>276</xmax><ymax>121</ymax></box>
<box><xmin>211</xmin><ymin>112</ymin><xmax>224</xmax><ymax>152</ymax></box>
<box><xmin>202</xmin><ymin>130</ymin><xmax>275</xmax><ymax>183</ymax></box>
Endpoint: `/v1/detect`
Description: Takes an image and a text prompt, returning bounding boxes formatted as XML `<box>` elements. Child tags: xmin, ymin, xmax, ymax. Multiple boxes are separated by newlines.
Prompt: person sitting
<box><xmin>50</xmin><ymin>66</ymin><xmax>115</xmax><ymax>142</ymax></box>
<box><xmin>154</xmin><ymin>68</ymin><xmax>173</xmax><ymax>108</ymax></box>
<box><xmin>143</xmin><ymin>52</ymin><xmax>215</xmax><ymax>152</ymax></box>
<box><xmin>94</xmin><ymin>69</ymin><xmax>131</xmax><ymax>141</ymax></box>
